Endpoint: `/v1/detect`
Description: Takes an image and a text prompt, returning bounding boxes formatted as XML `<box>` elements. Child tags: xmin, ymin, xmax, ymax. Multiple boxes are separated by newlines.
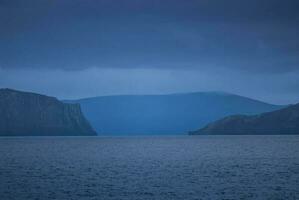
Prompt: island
<box><xmin>190</xmin><ymin>102</ymin><xmax>299</xmax><ymax>135</ymax></box>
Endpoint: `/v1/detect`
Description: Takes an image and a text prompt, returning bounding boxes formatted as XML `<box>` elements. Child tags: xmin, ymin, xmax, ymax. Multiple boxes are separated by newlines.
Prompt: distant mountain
<box><xmin>68</xmin><ymin>92</ymin><xmax>283</xmax><ymax>135</ymax></box>
<box><xmin>0</xmin><ymin>89</ymin><xmax>96</xmax><ymax>136</ymax></box>
<box><xmin>190</xmin><ymin>102</ymin><xmax>299</xmax><ymax>135</ymax></box>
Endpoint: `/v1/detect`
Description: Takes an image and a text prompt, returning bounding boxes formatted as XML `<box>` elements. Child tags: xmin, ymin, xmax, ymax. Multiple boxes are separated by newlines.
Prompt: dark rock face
<box><xmin>191</xmin><ymin>103</ymin><xmax>299</xmax><ymax>135</ymax></box>
<box><xmin>0</xmin><ymin>89</ymin><xmax>96</xmax><ymax>136</ymax></box>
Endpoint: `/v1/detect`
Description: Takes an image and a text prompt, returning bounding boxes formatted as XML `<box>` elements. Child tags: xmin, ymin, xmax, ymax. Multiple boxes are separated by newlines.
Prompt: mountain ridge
<box><xmin>67</xmin><ymin>91</ymin><xmax>284</xmax><ymax>135</ymax></box>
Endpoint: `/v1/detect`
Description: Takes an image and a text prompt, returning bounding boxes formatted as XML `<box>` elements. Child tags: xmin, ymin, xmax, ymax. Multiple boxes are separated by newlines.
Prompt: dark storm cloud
<box><xmin>0</xmin><ymin>0</ymin><xmax>299</xmax><ymax>72</ymax></box>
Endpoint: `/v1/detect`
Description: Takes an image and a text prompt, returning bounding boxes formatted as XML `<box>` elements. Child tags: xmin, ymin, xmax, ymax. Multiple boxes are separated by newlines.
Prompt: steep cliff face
<box><xmin>0</xmin><ymin>89</ymin><xmax>96</xmax><ymax>136</ymax></box>
<box><xmin>190</xmin><ymin>103</ymin><xmax>299</xmax><ymax>135</ymax></box>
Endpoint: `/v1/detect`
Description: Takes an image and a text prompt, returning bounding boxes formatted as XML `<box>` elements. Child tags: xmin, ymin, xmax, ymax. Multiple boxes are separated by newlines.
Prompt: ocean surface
<box><xmin>1</xmin><ymin>135</ymin><xmax>299</xmax><ymax>200</ymax></box>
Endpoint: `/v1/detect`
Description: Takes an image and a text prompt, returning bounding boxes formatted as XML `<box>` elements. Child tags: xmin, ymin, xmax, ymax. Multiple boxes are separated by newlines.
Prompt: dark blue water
<box><xmin>1</xmin><ymin>136</ymin><xmax>299</xmax><ymax>200</ymax></box>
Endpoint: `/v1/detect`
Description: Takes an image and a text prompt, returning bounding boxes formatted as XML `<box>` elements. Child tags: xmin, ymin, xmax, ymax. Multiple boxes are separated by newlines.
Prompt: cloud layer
<box><xmin>1</xmin><ymin>0</ymin><xmax>298</xmax><ymax>104</ymax></box>
<box><xmin>1</xmin><ymin>0</ymin><xmax>299</xmax><ymax>73</ymax></box>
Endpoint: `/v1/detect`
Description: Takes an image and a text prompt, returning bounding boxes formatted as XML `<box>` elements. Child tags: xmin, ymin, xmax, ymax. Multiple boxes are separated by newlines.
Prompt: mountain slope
<box><xmin>0</xmin><ymin>89</ymin><xmax>96</xmax><ymax>136</ymax></box>
<box><xmin>69</xmin><ymin>92</ymin><xmax>283</xmax><ymax>135</ymax></box>
<box><xmin>190</xmin><ymin>102</ymin><xmax>299</xmax><ymax>135</ymax></box>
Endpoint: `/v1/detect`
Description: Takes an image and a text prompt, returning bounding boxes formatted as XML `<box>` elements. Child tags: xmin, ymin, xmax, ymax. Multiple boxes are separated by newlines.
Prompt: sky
<box><xmin>0</xmin><ymin>0</ymin><xmax>299</xmax><ymax>104</ymax></box>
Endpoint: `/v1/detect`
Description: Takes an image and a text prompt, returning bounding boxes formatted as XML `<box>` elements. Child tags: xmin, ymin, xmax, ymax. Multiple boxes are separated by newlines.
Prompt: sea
<box><xmin>1</xmin><ymin>135</ymin><xmax>299</xmax><ymax>200</ymax></box>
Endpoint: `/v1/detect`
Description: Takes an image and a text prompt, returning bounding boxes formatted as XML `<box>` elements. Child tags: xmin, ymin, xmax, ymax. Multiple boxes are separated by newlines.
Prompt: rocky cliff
<box><xmin>0</xmin><ymin>89</ymin><xmax>96</xmax><ymax>136</ymax></box>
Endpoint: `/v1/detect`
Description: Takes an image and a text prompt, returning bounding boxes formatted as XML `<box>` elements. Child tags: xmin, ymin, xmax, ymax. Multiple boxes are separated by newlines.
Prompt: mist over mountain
<box><xmin>190</xmin><ymin>102</ymin><xmax>299</xmax><ymax>135</ymax></box>
<box><xmin>0</xmin><ymin>89</ymin><xmax>96</xmax><ymax>136</ymax></box>
<box><xmin>68</xmin><ymin>92</ymin><xmax>283</xmax><ymax>135</ymax></box>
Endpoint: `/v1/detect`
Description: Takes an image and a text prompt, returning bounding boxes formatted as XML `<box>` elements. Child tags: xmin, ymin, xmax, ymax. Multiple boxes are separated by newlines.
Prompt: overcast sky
<box><xmin>1</xmin><ymin>0</ymin><xmax>299</xmax><ymax>104</ymax></box>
